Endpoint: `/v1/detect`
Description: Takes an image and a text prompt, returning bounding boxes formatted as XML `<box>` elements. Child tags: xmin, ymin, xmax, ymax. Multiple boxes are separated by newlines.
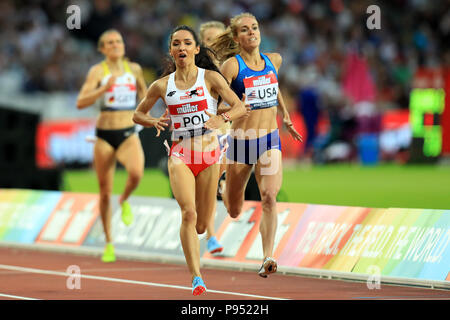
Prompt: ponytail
<box><xmin>209</xmin><ymin>12</ymin><xmax>258</xmax><ymax>64</ymax></box>
<box><xmin>209</xmin><ymin>28</ymin><xmax>240</xmax><ymax>64</ymax></box>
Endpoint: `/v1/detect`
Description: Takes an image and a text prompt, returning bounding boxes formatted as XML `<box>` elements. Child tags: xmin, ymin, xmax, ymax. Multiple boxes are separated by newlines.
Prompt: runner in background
<box><xmin>199</xmin><ymin>20</ymin><xmax>227</xmax><ymax>255</ymax></box>
<box><xmin>76</xmin><ymin>29</ymin><xmax>147</xmax><ymax>263</ymax></box>
<box><xmin>210</xmin><ymin>13</ymin><xmax>303</xmax><ymax>277</ymax></box>
<box><xmin>133</xmin><ymin>25</ymin><xmax>248</xmax><ymax>295</ymax></box>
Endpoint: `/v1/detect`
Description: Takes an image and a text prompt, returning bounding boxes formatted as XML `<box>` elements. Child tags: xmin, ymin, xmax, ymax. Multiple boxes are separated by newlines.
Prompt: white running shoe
<box><xmin>258</xmin><ymin>257</ymin><xmax>278</xmax><ymax>278</ymax></box>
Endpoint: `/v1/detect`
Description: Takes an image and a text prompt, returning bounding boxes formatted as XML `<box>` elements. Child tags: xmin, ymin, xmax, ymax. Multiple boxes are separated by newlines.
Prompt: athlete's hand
<box><xmin>204</xmin><ymin>110</ymin><xmax>224</xmax><ymax>130</ymax></box>
<box><xmin>154</xmin><ymin>108</ymin><xmax>170</xmax><ymax>137</ymax></box>
<box><xmin>283</xmin><ymin>116</ymin><xmax>303</xmax><ymax>142</ymax></box>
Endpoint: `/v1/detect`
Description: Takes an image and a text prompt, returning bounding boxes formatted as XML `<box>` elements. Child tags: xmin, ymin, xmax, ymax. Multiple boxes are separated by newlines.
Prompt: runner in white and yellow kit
<box><xmin>76</xmin><ymin>29</ymin><xmax>147</xmax><ymax>263</ymax></box>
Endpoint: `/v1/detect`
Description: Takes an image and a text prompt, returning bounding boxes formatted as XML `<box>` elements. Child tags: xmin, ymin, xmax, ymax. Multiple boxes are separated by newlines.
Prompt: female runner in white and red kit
<box><xmin>133</xmin><ymin>25</ymin><xmax>248</xmax><ymax>296</ymax></box>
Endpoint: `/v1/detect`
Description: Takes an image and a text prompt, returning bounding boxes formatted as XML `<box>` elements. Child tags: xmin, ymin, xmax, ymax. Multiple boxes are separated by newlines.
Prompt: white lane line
<box><xmin>63</xmin><ymin>267</ymin><xmax>184</xmax><ymax>273</ymax></box>
<box><xmin>0</xmin><ymin>264</ymin><xmax>288</xmax><ymax>300</ymax></box>
<box><xmin>0</xmin><ymin>293</ymin><xmax>40</xmax><ymax>300</ymax></box>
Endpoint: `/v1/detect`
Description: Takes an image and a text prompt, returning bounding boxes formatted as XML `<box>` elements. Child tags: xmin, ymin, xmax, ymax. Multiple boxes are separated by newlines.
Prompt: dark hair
<box><xmin>161</xmin><ymin>25</ymin><xmax>224</xmax><ymax>79</ymax></box>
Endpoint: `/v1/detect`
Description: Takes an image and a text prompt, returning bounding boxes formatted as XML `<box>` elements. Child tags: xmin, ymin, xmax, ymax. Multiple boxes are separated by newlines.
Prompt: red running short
<box><xmin>169</xmin><ymin>143</ymin><xmax>220</xmax><ymax>177</ymax></box>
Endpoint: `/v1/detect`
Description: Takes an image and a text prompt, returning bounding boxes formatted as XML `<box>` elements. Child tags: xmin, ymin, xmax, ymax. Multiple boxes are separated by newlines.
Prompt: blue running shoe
<box><xmin>207</xmin><ymin>236</ymin><xmax>223</xmax><ymax>254</ymax></box>
<box><xmin>192</xmin><ymin>276</ymin><xmax>206</xmax><ymax>296</ymax></box>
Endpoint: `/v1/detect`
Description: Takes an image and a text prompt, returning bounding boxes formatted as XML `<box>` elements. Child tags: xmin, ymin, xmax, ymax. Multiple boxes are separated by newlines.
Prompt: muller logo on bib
<box><xmin>169</xmin><ymin>99</ymin><xmax>208</xmax><ymax>116</ymax></box>
<box><xmin>252</xmin><ymin>76</ymin><xmax>271</xmax><ymax>87</ymax></box>
<box><xmin>177</xmin><ymin>103</ymin><xmax>198</xmax><ymax>114</ymax></box>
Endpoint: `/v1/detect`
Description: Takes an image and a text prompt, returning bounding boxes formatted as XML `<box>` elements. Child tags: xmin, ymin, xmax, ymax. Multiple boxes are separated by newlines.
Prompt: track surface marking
<box><xmin>0</xmin><ymin>247</ymin><xmax>448</xmax><ymax>300</ymax></box>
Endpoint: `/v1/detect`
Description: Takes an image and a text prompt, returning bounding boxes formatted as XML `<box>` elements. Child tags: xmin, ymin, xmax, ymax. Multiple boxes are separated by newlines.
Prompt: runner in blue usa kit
<box><xmin>227</xmin><ymin>53</ymin><xmax>282</xmax><ymax>164</ymax></box>
<box><xmin>210</xmin><ymin>12</ymin><xmax>303</xmax><ymax>278</ymax></box>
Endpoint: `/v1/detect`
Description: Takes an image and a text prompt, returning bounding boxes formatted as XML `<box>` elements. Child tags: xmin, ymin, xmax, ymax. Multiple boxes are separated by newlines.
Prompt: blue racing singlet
<box><xmin>230</xmin><ymin>53</ymin><xmax>279</xmax><ymax>110</ymax></box>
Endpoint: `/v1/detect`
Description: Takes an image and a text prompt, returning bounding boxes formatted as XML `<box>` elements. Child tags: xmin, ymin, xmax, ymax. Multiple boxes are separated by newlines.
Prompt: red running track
<box><xmin>0</xmin><ymin>247</ymin><xmax>448</xmax><ymax>301</ymax></box>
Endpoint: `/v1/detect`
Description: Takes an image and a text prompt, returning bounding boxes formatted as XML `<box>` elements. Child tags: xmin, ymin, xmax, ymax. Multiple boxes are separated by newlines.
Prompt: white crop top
<box><xmin>164</xmin><ymin>67</ymin><xmax>218</xmax><ymax>140</ymax></box>
<box><xmin>100</xmin><ymin>60</ymin><xmax>137</xmax><ymax>112</ymax></box>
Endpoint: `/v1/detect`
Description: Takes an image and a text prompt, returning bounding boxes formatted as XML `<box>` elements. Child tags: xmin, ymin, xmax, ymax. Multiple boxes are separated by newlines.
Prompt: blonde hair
<box><xmin>199</xmin><ymin>21</ymin><xmax>226</xmax><ymax>43</ymax></box>
<box><xmin>97</xmin><ymin>29</ymin><xmax>122</xmax><ymax>51</ymax></box>
<box><xmin>209</xmin><ymin>12</ymin><xmax>257</xmax><ymax>64</ymax></box>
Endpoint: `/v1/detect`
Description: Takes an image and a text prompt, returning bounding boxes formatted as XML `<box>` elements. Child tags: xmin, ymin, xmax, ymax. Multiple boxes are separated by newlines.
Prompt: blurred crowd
<box><xmin>1</xmin><ymin>0</ymin><xmax>449</xmax><ymax>161</ymax></box>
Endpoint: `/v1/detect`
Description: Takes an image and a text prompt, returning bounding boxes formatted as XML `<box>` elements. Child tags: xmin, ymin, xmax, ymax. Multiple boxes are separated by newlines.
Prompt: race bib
<box><xmin>168</xmin><ymin>99</ymin><xmax>210</xmax><ymax>133</ymax></box>
<box><xmin>104</xmin><ymin>84</ymin><xmax>137</xmax><ymax>108</ymax></box>
<box><xmin>243</xmin><ymin>73</ymin><xmax>279</xmax><ymax>110</ymax></box>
